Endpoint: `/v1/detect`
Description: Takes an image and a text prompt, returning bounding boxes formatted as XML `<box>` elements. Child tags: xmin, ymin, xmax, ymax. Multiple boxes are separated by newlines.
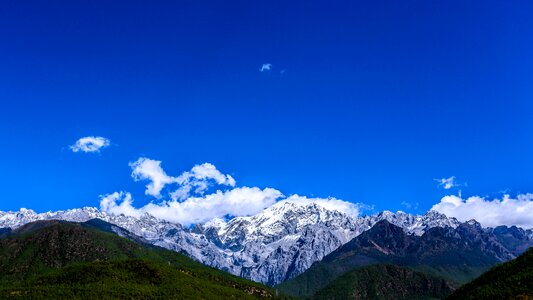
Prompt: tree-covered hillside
<box><xmin>447</xmin><ymin>247</ymin><xmax>533</xmax><ymax>299</ymax></box>
<box><xmin>312</xmin><ymin>264</ymin><xmax>455</xmax><ymax>300</ymax></box>
<box><xmin>0</xmin><ymin>220</ymin><xmax>286</xmax><ymax>299</ymax></box>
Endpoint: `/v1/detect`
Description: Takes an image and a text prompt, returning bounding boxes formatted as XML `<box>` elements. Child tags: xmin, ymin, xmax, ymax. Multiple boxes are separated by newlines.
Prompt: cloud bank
<box><xmin>100</xmin><ymin>157</ymin><xmax>364</xmax><ymax>225</ymax></box>
<box><xmin>70</xmin><ymin>136</ymin><xmax>110</xmax><ymax>153</ymax></box>
<box><xmin>100</xmin><ymin>187</ymin><xmax>282</xmax><ymax>225</ymax></box>
<box><xmin>431</xmin><ymin>194</ymin><xmax>533</xmax><ymax>228</ymax></box>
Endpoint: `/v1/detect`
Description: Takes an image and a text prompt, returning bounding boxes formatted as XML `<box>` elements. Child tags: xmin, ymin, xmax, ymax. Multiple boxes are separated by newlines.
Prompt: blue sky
<box><xmin>0</xmin><ymin>1</ymin><xmax>532</xmax><ymax>220</ymax></box>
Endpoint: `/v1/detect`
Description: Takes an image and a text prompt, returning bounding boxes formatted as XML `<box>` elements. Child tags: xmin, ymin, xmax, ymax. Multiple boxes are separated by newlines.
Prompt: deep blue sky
<box><xmin>1</xmin><ymin>0</ymin><xmax>532</xmax><ymax>214</ymax></box>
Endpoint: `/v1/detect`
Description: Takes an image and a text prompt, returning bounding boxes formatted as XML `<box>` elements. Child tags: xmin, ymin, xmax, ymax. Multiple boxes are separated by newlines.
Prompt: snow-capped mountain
<box><xmin>197</xmin><ymin>201</ymin><xmax>371</xmax><ymax>284</ymax></box>
<box><xmin>373</xmin><ymin>209</ymin><xmax>461</xmax><ymax>236</ymax></box>
<box><xmin>0</xmin><ymin>203</ymin><xmax>508</xmax><ymax>286</ymax></box>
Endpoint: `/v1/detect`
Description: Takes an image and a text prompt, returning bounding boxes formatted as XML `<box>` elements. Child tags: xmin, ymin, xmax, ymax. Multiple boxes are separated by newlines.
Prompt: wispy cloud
<box><xmin>260</xmin><ymin>63</ymin><xmax>272</xmax><ymax>72</ymax></box>
<box><xmin>100</xmin><ymin>157</ymin><xmax>365</xmax><ymax>225</ymax></box>
<box><xmin>435</xmin><ymin>176</ymin><xmax>459</xmax><ymax>190</ymax></box>
<box><xmin>431</xmin><ymin>193</ymin><xmax>533</xmax><ymax>228</ymax></box>
<box><xmin>70</xmin><ymin>136</ymin><xmax>110</xmax><ymax>153</ymax></box>
<box><xmin>401</xmin><ymin>201</ymin><xmax>419</xmax><ymax>210</ymax></box>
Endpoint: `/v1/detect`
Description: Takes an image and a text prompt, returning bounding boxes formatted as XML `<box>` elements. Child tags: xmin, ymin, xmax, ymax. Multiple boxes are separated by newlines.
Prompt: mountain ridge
<box><xmin>1</xmin><ymin>204</ymin><xmax>531</xmax><ymax>286</ymax></box>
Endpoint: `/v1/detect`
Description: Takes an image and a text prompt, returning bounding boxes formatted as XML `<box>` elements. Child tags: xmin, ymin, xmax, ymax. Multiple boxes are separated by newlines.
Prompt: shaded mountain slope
<box><xmin>313</xmin><ymin>264</ymin><xmax>455</xmax><ymax>300</ymax></box>
<box><xmin>447</xmin><ymin>247</ymin><xmax>533</xmax><ymax>300</ymax></box>
<box><xmin>0</xmin><ymin>220</ymin><xmax>283</xmax><ymax>299</ymax></box>
<box><xmin>278</xmin><ymin>220</ymin><xmax>515</xmax><ymax>297</ymax></box>
<box><xmin>487</xmin><ymin>225</ymin><xmax>533</xmax><ymax>256</ymax></box>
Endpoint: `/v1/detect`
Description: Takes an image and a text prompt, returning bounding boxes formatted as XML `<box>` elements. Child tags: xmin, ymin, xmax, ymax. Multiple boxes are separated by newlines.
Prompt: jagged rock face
<box><xmin>196</xmin><ymin>203</ymin><xmax>464</xmax><ymax>284</ymax></box>
<box><xmin>374</xmin><ymin>210</ymin><xmax>461</xmax><ymax>236</ymax></box>
<box><xmin>416</xmin><ymin>222</ymin><xmax>517</xmax><ymax>264</ymax></box>
<box><xmin>197</xmin><ymin>202</ymin><xmax>371</xmax><ymax>284</ymax></box>
<box><xmin>331</xmin><ymin>220</ymin><xmax>518</xmax><ymax>266</ymax></box>
<box><xmin>0</xmin><ymin>204</ymin><xmax>517</xmax><ymax>286</ymax></box>
<box><xmin>485</xmin><ymin>225</ymin><xmax>533</xmax><ymax>256</ymax></box>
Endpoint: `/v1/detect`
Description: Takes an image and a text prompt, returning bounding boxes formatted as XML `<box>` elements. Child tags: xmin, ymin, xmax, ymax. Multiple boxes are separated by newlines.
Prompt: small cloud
<box><xmin>435</xmin><ymin>176</ymin><xmax>459</xmax><ymax>190</ymax></box>
<box><xmin>70</xmin><ymin>136</ymin><xmax>110</xmax><ymax>153</ymax></box>
<box><xmin>260</xmin><ymin>63</ymin><xmax>272</xmax><ymax>72</ymax></box>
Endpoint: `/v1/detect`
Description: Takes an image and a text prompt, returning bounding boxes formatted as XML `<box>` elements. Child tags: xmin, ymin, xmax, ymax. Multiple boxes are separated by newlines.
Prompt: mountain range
<box><xmin>1</xmin><ymin>202</ymin><xmax>532</xmax><ymax>288</ymax></box>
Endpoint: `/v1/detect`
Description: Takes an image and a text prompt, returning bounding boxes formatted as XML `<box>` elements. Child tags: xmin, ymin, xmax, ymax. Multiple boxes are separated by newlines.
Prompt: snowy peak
<box><xmin>207</xmin><ymin>200</ymin><xmax>361</xmax><ymax>248</ymax></box>
<box><xmin>372</xmin><ymin>210</ymin><xmax>461</xmax><ymax>236</ymax></box>
<box><xmin>0</xmin><ymin>207</ymin><xmax>109</xmax><ymax>229</ymax></box>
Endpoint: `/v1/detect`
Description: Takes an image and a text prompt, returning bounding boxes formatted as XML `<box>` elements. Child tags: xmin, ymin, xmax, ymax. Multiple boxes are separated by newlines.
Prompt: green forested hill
<box><xmin>312</xmin><ymin>264</ymin><xmax>455</xmax><ymax>300</ymax></box>
<box><xmin>446</xmin><ymin>247</ymin><xmax>533</xmax><ymax>300</ymax></box>
<box><xmin>0</xmin><ymin>220</ymin><xmax>285</xmax><ymax>299</ymax></box>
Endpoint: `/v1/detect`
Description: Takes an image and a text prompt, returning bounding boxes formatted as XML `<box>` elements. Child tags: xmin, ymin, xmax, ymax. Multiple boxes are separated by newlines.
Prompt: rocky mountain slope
<box><xmin>278</xmin><ymin>219</ymin><xmax>533</xmax><ymax>297</ymax></box>
<box><xmin>1</xmin><ymin>203</ymin><xmax>531</xmax><ymax>286</ymax></box>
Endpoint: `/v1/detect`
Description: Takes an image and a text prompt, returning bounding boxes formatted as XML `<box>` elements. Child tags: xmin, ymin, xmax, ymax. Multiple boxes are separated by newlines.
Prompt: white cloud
<box><xmin>279</xmin><ymin>195</ymin><xmax>363</xmax><ymax>217</ymax></box>
<box><xmin>99</xmin><ymin>191</ymin><xmax>141</xmax><ymax>218</ymax></box>
<box><xmin>174</xmin><ymin>163</ymin><xmax>236</xmax><ymax>197</ymax></box>
<box><xmin>435</xmin><ymin>176</ymin><xmax>458</xmax><ymax>190</ymax></box>
<box><xmin>260</xmin><ymin>63</ymin><xmax>272</xmax><ymax>72</ymax></box>
<box><xmin>129</xmin><ymin>158</ymin><xmax>237</xmax><ymax>201</ymax></box>
<box><xmin>431</xmin><ymin>194</ymin><xmax>533</xmax><ymax>228</ymax></box>
<box><xmin>130</xmin><ymin>158</ymin><xmax>177</xmax><ymax>198</ymax></box>
<box><xmin>100</xmin><ymin>187</ymin><xmax>282</xmax><ymax>225</ymax></box>
<box><xmin>70</xmin><ymin>136</ymin><xmax>110</xmax><ymax>153</ymax></box>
